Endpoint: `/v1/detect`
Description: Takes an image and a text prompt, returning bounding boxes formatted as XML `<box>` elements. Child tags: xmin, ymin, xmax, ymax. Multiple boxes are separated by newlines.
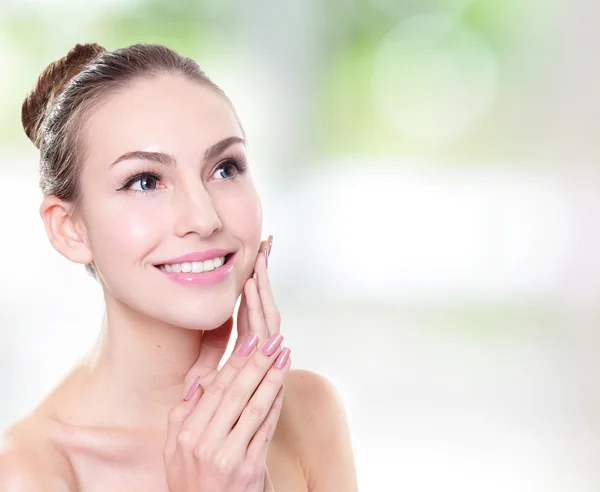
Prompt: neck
<box><xmin>79</xmin><ymin>294</ymin><xmax>210</xmax><ymax>430</ymax></box>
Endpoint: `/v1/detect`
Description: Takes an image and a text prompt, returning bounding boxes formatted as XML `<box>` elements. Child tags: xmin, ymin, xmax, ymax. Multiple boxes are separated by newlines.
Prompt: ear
<box><xmin>40</xmin><ymin>196</ymin><xmax>93</xmax><ymax>265</ymax></box>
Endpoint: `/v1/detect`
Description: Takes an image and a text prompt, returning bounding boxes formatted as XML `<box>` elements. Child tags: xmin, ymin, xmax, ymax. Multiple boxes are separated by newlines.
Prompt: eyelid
<box><xmin>117</xmin><ymin>170</ymin><xmax>163</xmax><ymax>192</ymax></box>
<box><xmin>209</xmin><ymin>154</ymin><xmax>248</xmax><ymax>179</ymax></box>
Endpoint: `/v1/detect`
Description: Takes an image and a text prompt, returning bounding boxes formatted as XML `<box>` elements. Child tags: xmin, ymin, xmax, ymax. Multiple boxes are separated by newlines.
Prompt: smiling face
<box><xmin>73</xmin><ymin>74</ymin><xmax>262</xmax><ymax>329</ymax></box>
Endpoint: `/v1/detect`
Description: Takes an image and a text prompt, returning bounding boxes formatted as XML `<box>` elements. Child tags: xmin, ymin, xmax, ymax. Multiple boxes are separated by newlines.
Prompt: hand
<box><xmin>236</xmin><ymin>235</ymin><xmax>280</xmax><ymax>347</ymax></box>
<box><xmin>181</xmin><ymin>236</ymin><xmax>277</xmax><ymax>393</ymax></box>
<box><xmin>164</xmin><ymin>236</ymin><xmax>288</xmax><ymax>491</ymax></box>
<box><xmin>163</xmin><ymin>318</ymin><xmax>290</xmax><ymax>491</ymax></box>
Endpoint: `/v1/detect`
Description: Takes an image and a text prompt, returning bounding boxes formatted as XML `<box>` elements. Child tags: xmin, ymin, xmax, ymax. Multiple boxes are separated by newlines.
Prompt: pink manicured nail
<box><xmin>264</xmin><ymin>247</ymin><xmax>269</xmax><ymax>269</ymax></box>
<box><xmin>275</xmin><ymin>347</ymin><xmax>290</xmax><ymax>369</ymax></box>
<box><xmin>262</xmin><ymin>333</ymin><xmax>283</xmax><ymax>356</ymax></box>
<box><xmin>238</xmin><ymin>334</ymin><xmax>259</xmax><ymax>357</ymax></box>
<box><xmin>183</xmin><ymin>376</ymin><xmax>202</xmax><ymax>401</ymax></box>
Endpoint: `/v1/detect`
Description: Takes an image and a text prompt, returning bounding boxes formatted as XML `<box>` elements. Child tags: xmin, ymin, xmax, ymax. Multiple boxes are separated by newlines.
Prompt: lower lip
<box><xmin>156</xmin><ymin>254</ymin><xmax>236</xmax><ymax>286</ymax></box>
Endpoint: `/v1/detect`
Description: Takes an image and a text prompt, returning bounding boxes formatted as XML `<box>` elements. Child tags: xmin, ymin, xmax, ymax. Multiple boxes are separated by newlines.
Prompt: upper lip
<box><xmin>156</xmin><ymin>249</ymin><xmax>234</xmax><ymax>266</ymax></box>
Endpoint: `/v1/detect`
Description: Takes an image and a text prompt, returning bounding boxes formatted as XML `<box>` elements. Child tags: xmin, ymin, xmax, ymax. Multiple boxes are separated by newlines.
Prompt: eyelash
<box><xmin>116</xmin><ymin>156</ymin><xmax>248</xmax><ymax>193</ymax></box>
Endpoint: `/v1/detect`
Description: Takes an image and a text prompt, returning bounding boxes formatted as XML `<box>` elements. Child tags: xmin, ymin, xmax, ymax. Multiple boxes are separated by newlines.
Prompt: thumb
<box><xmin>165</xmin><ymin>377</ymin><xmax>204</xmax><ymax>456</ymax></box>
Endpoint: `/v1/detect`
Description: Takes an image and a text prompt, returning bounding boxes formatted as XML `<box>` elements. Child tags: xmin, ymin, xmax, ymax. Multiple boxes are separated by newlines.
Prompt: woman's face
<box><xmin>76</xmin><ymin>74</ymin><xmax>262</xmax><ymax>330</ymax></box>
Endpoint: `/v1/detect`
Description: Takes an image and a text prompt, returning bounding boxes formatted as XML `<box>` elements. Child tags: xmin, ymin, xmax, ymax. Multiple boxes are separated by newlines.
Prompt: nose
<box><xmin>172</xmin><ymin>183</ymin><xmax>223</xmax><ymax>239</ymax></box>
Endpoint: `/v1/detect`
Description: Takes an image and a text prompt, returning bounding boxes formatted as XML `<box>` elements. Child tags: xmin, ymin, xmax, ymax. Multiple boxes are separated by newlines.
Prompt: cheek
<box><xmin>82</xmin><ymin>180</ymin><xmax>262</xmax><ymax>270</ymax></box>
<box><xmin>85</xmin><ymin>201</ymin><xmax>162</xmax><ymax>266</ymax></box>
<box><xmin>215</xmin><ymin>182</ymin><xmax>263</xmax><ymax>244</ymax></box>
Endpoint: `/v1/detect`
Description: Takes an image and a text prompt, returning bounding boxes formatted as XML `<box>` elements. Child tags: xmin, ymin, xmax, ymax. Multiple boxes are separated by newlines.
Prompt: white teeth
<box><xmin>160</xmin><ymin>256</ymin><xmax>226</xmax><ymax>274</ymax></box>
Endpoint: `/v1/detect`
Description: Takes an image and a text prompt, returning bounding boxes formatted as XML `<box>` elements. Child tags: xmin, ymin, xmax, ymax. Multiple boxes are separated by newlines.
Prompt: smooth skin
<box><xmin>0</xmin><ymin>74</ymin><xmax>357</xmax><ymax>491</ymax></box>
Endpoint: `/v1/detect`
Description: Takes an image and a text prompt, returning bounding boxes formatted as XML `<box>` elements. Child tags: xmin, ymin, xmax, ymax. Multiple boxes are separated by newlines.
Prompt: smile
<box><xmin>154</xmin><ymin>252</ymin><xmax>236</xmax><ymax>286</ymax></box>
<box><xmin>157</xmin><ymin>253</ymin><xmax>234</xmax><ymax>273</ymax></box>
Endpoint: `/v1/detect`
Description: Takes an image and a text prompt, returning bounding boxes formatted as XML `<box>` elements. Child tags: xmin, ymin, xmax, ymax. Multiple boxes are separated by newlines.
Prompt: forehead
<box><xmin>81</xmin><ymin>74</ymin><xmax>242</xmax><ymax>164</ymax></box>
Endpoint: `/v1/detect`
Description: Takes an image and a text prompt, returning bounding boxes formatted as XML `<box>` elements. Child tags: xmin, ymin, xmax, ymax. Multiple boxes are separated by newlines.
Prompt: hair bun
<box><xmin>22</xmin><ymin>43</ymin><xmax>106</xmax><ymax>148</ymax></box>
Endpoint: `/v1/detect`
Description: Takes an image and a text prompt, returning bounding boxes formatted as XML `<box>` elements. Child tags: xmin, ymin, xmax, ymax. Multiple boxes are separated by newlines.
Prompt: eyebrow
<box><xmin>110</xmin><ymin>136</ymin><xmax>246</xmax><ymax>168</ymax></box>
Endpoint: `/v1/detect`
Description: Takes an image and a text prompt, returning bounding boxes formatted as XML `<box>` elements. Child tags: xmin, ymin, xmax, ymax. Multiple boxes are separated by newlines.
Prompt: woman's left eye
<box><xmin>214</xmin><ymin>159</ymin><xmax>242</xmax><ymax>180</ymax></box>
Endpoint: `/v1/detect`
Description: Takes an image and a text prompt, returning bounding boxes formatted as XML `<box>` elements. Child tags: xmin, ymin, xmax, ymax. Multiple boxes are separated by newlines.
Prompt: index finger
<box><xmin>236</xmin><ymin>240</ymin><xmax>270</xmax><ymax>345</ymax></box>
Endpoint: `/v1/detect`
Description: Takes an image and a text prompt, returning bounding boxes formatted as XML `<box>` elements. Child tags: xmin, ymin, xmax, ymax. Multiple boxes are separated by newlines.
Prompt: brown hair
<box><xmin>22</xmin><ymin>43</ymin><xmax>229</xmax><ymax>276</ymax></box>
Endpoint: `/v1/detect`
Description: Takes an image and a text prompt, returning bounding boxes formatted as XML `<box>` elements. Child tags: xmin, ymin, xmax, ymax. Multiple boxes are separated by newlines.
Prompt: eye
<box><xmin>127</xmin><ymin>173</ymin><xmax>160</xmax><ymax>191</ymax></box>
<box><xmin>213</xmin><ymin>159</ymin><xmax>243</xmax><ymax>180</ymax></box>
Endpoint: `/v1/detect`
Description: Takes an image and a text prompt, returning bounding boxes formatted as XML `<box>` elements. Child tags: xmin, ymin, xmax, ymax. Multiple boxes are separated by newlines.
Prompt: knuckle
<box><xmin>250</xmin><ymin>355</ymin><xmax>266</xmax><ymax>370</ymax></box>
<box><xmin>271</xmin><ymin>309</ymin><xmax>281</xmax><ymax>325</ymax></box>
<box><xmin>204</xmin><ymin>378</ymin><xmax>228</xmax><ymax>397</ymax></box>
<box><xmin>224</xmin><ymin>387</ymin><xmax>245</xmax><ymax>404</ymax></box>
<box><xmin>167</xmin><ymin>404</ymin><xmax>186</xmax><ymax>424</ymax></box>
<box><xmin>213</xmin><ymin>452</ymin><xmax>238</xmax><ymax>476</ymax></box>
<box><xmin>229</xmin><ymin>354</ymin><xmax>247</xmax><ymax>369</ymax></box>
<box><xmin>246</xmin><ymin>402</ymin><xmax>267</xmax><ymax>420</ymax></box>
<box><xmin>258</xmin><ymin>423</ymin><xmax>273</xmax><ymax>442</ymax></box>
<box><xmin>263</xmin><ymin>372</ymin><xmax>284</xmax><ymax>387</ymax></box>
<box><xmin>193</xmin><ymin>442</ymin><xmax>215</xmax><ymax>462</ymax></box>
<box><xmin>176</xmin><ymin>430</ymin><xmax>195</xmax><ymax>450</ymax></box>
<box><xmin>238</xmin><ymin>462</ymin><xmax>261</xmax><ymax>483</ymax></box>
<box><xmin>270</xmin><ymin>396</ymin><xmax>284</xmax><ymax>414</ymax></box>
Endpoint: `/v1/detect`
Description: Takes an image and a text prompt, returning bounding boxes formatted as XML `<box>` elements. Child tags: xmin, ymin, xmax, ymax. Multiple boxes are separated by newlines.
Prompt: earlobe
<box><xmin>40</xmin><ymin>196</ymin><xmax>93</xmax><ymax>265</ymax></box>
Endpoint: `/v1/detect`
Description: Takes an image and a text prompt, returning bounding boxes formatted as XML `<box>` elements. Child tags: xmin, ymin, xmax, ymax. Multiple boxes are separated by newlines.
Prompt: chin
<box><xmin>100</xmin><ymin>266</ymin><xmax>244</xmax><ymax>331</ymax></box>
<box><xmin>134</xmin><ymin>294</ymin><xmax>236</xmax><ymax>331</ymax></box>
<box><xmin>168</xmin><ymin>306</ymin><xmax>234</xmax><ymax>331</ymax></box>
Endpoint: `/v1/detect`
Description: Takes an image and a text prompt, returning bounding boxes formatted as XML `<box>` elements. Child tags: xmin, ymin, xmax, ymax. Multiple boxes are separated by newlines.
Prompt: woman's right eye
<box><xmin>124</xmin><ymin>173</ymin><xmax>160</xmax><ymax>192</ymax></box>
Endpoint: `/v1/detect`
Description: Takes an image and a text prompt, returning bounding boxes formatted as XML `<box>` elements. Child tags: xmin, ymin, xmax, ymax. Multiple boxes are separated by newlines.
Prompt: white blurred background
<box><xmin>2</xmin><ymin>0</ymin><xmax>600</xmax><ymax>490</ymax></box>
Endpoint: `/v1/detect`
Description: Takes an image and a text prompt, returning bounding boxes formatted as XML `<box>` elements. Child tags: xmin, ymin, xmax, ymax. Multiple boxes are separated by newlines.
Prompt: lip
<box><xmin>156</xmin><ymin>249</ymin><xmax>233</xmax><ymax>266</ymax></box>
<box><xmin>156</xmin><ymin>252</ymin><xmax>236</xmax><ymax>286</ymax></box>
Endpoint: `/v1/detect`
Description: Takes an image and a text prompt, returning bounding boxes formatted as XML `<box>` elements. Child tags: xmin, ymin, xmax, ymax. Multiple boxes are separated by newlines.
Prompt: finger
<box><xmin>236</xmin><ymin>239</ymin><xmax>268</xmax><ymax>348</ymax></box>
<box><xmin>165</xmin><ymin>377</ymin><xmax>204</xmax><ymax>457</ymax></box>
<box><xmin>245</xmin><ymin>277</ymin><xmax>269</xmax><ymax>343</ymax></box>
<box><xmin>251</xmin><ymin>239</ymin><xmax>269</xmax><ymax>290</ymax></box>
<box><xmin>234</xmin><ymin>284</ymin><xmax>251</xmax><ymax>352</ymax></box>
<box><xmin>200</xmin><ymin>337</ymin><xmax>286</xmax><ymax>443</ymax></box>
<box><xmin>245</xmin><ymin>377</ymin><xmax>286</xmax><ymax>462</ymax></box>
<box><xmin>254</xmin><ymin>246</ymin><xmax>280</xmax><ymax>337</ymax></box>
<box><xmin>185</xmin><ymin>317</ymin><xmax>233</xmax><ymax>388</ymax></box>
<box><xmin>179</xmin><ymin>330</ymin><xmax>276</xmax><ymax>437</ymax></box>
<box><xmin>225</xmin><ymin>347</ymin><xmax>290</xmax><ymax>448</ymax></box>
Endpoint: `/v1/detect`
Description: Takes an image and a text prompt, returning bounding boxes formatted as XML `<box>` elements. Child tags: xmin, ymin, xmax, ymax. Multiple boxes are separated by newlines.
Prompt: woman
<box><xmin>0</xmin><ymin>43</ymin><xmax>357</xmax><ymax>491</ymax></box>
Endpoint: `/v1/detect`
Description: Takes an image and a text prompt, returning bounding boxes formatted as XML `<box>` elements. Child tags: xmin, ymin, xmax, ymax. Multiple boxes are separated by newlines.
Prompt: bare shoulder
<box><xmin>280</xmin><ymin>369</ymin><xmax>358</xmax><ymax>491</ymax></box>
<box><xmin>282</xmin><ymin>369</ymin><xmax>349</xmax><ymax>440</ymax></box>
<box><xmin>284</xmin><ymin>369</ymin><xmax>346</xmax><ymax>418</ymax></box>
<box><xmin>0</xmin><ymin>417</ymin><xmax>77</xmax><ymax>491</ymax></box>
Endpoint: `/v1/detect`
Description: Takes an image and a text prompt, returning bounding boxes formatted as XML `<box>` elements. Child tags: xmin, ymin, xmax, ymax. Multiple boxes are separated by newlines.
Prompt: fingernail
<box><xmin>268</xmin><ymin>235</ymin><xmax>273</xmax><ymax>250</ymax></box>
<box><xmin>262</xmin><ymin>333</ymin><xmax>284</xmax><ymax>356</ymax></box>
<box><xmin>238</xmin><ymin>333</ymin><xmax>259</xmax><ymax>357</ymax></box>
<box><xmin>183</xmin><ymin>376</ymin><xmax>202</xmax><ymax>401</ymax></box>
<box><xmin>264</xmin><ymin>247</ymin><xmax>269</xmax><ymax>269</ymax></box>
<box><xmin>275</xmin><ymin>347</ymin><xmax>291</xmax><ymax>369</ymax></box>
